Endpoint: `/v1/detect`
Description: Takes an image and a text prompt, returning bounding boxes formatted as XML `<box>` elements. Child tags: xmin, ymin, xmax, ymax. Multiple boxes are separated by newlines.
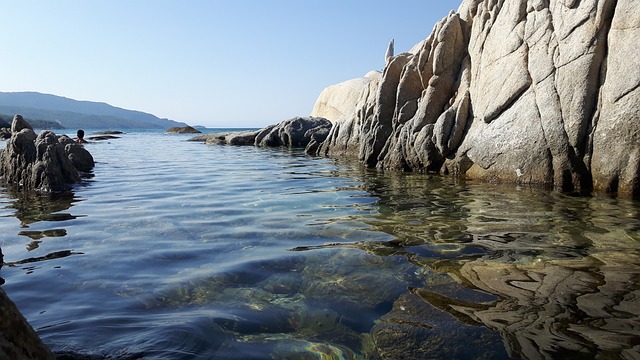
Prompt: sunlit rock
<box><xmin>0</xmin><ymin>115</ymin><xmax>94</xmax><ymax>192</ymax></box>
<box><xmin>308</xmin><ymin>0</ymin><xmax>640</xmax><ymax>197</ymax></box>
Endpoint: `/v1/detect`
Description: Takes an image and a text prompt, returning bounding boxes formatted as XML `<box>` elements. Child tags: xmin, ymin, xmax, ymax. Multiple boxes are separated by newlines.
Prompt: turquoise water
<box><xmin>1</xmin><ymin>131</ymin><xmax>639</xmax><ymax>359</ymax></box>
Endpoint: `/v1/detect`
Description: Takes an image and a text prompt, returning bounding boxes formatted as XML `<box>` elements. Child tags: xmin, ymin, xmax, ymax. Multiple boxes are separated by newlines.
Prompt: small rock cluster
<box><xmin>0</xmin><ymin>115</ymin><xmax>94</xmax><ymax>192</ymax></box>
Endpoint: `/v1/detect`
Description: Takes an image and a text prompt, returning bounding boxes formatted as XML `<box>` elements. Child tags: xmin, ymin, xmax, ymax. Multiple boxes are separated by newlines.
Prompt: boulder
<box><xmin>10</xmin><ymin>115</ymin><xmax>33</xmax><ymax>133</ymax></box>
<box><xmin>254</xmin><ymin>116</ymin><xmax>332</xmax><ymax>150</ymax></box>
<box><xmin>0</xmin><ymin>116</ymin><xmax>94</xmax><ymax>192</ymax></box>
<box><xmin>58</xmin><ymin>135</ymin><xmax>96</xmax><ymax>172</ymax></box>
<box><xmin>166</xmin><ymin>125</ymin><xmax>202</xmax><ymax>134</ymax></box>
<box><xmin>307</xmin><ymin>0</ymin><xmax>640</xmax><ymax>198</ymax></box>
<box><xmin>311</xmin><ymin>71</ymin><xmax>381</xmax><ymax>122</ymax></box>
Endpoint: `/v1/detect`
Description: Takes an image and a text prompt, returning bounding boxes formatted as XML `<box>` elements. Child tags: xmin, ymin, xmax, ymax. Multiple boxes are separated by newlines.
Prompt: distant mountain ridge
<box><xmin>0</xmin><ymin>92</ymin><xmax>186</xmax><ymax>129</ymax></box>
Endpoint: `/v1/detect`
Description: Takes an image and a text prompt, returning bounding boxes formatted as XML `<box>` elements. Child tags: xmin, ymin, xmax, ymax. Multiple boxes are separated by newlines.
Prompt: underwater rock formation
<box><xmin>0</xmin><ymin>115</ymin><xmax>94</xmax><ymax>192</ymax></box>
<box><xmin>309</xmin><ymin>0</ymin><xmax>640</xmax><ymax>198</ymax></box>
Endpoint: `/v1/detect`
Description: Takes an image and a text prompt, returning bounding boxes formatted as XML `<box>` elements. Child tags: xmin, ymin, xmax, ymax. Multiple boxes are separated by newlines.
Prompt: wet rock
<box><xmin>0</xmin><ymin>288</ymin><xmax>56</xmax><ymax>359</ymax></box>
<box><xmin>0</xmin><ymin>116</ymin><xmax>94</xmax><ymax>192</ymax></box>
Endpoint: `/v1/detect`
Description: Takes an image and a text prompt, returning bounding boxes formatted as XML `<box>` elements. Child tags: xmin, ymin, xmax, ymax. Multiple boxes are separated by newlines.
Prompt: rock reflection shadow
<box><xmin>1</xmin><ymin>187</ymin><xmax>82</xmax><ymax>275</ymax></box>
<box><xmin>354</xmin><ymin>171</ymin><xmax>640</xmax><ymax>360</ymax></box>
<box><xmin>2</xmin><ymin>187</ymin><xmax>80</xmax><ymax>227</ymax></box>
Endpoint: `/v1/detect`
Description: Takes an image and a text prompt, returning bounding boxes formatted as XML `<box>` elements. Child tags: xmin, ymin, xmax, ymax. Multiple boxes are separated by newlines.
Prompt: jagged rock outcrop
<box><xmin>0</xmin><ymin>115</ymin><xmax>94</xmax><ymax>192</ymax></box>
<box><xmin>310</xmin><ymin>0</ymin><xmax>640</xmax><ymax>197</ymax></box>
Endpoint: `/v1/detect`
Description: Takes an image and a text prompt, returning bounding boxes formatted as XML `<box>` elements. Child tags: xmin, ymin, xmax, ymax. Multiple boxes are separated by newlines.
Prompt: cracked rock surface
<box><xmin>310</xmin><ymin>0</ymin><xmax>639</xmax><ymax>197</ymax></box>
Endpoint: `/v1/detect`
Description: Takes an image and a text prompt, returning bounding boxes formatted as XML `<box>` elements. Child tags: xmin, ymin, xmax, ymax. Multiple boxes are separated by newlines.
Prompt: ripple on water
<box><xmin>0</xmin><ymin>133</ymin><xmax>639</xmax><ymax>359</ymax></box>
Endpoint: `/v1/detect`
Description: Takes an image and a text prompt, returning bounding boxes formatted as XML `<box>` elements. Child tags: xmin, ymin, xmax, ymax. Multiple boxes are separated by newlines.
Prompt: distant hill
<box><xmin>0</xmin><ymin>92</ymin><xmax>187</xmax><ymax>129</ymax></box>
<box><xmin>0</xmin><ymin>114</ymin><xmax>64</xmax><ymax>129</ymax></box>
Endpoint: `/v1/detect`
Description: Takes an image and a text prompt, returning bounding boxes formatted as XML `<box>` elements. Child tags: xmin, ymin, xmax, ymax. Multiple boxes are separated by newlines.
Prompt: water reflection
<box><xmin>0</xmin><ymin>187</ymin><xmax>81</xmax><ymax>275</ymax></box>
<box><xmin>353</xmin><ymin>170</ymin><xmax>640</xmax><ymax>359</ymax></box>
<box><xmin>2</xmin><ymin>188</ymin><xmax>80</xmax><ymax>227</ymax></box>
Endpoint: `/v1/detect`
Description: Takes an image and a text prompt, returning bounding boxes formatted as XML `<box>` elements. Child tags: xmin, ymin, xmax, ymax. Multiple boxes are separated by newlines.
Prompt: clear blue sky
<box><xmin>1</xmin><ymin>1</ymin><xmax>461</xmax><ymax>128</ymax></box>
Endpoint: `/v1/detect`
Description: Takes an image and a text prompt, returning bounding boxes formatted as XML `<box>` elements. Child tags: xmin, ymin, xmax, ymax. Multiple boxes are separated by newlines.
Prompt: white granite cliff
<box><xmin>311</xmin><ymin>0</ymin><xmax>639</xmax><ymax>197</ymax></box>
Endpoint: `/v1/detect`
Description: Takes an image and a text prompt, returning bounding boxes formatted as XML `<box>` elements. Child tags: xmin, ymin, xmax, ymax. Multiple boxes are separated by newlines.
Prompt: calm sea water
<box><xmin>1</xmin><ymin>131</ymin><xmax>639</xmax><ymax>359</ymax></box>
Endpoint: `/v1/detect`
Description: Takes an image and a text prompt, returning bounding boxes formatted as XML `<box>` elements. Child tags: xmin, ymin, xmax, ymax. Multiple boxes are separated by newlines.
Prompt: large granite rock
<box><xmin>0</xmin><ymin>115</ymin><xmax>94</xmax><ymax>192</ymax></box>
<box><xmin>311</xmin><ymin>71</ymin><xmax>382</xmax><ymax>123</ymax></box>
<box><xmin>309</xmin><ymin>0</ymin><xmax>640</xmax><ymax>198</ymax></box>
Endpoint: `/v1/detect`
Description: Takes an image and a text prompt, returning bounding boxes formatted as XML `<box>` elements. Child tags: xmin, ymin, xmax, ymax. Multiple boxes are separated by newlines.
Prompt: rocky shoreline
<box><xmin>196</xmin><ymin>0</ymin><xmax>639</xmax><ymax>199</ymax></box>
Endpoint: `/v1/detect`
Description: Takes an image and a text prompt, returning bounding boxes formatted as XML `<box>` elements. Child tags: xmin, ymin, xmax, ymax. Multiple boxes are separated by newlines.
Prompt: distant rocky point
<box><xmin>166</xmin><ymin>125</ymin><xmax>201</xmax><ymax>134</ymax></box>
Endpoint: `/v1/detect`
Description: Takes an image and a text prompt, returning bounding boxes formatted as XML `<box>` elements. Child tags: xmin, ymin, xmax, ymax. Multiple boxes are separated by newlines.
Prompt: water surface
<box><xmin>0</xmin><ymin>131</ymin><xmax>638</xmax><ymax>359</ymax></box>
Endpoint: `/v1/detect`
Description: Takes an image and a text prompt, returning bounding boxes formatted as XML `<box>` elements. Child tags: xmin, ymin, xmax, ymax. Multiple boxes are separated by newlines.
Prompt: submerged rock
<box><xmin>0</xmin><ymin>115</ymin><xmax>94</xmax><ymax>192</ymax></box>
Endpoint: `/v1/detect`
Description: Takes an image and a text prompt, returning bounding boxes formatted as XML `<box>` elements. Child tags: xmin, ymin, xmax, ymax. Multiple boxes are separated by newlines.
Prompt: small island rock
<box><xmin>166</xmin><ymin>125</ymin><xmax>201</xmax><ymax>134</ymax></box>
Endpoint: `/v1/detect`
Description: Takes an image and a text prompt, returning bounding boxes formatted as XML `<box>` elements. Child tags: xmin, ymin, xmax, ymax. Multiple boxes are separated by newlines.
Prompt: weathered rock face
<box><xmin>0</xmin><ymin>115</ymin><xmax>94</xmax><ymax>192</ymax></box>
<box><xmin>58</xmin><ymin>135</ymin><xmax>96</xmax><ymax>173</ymax></box>
<box><xmin>311</xmin><ymin>70</ymin><xmax>382</xmax><ymax>122</ymax></box>
<box><xmin>311</xmin><ymin>0</ymin><xmax>640</xmax><ymax>197</ymax></box>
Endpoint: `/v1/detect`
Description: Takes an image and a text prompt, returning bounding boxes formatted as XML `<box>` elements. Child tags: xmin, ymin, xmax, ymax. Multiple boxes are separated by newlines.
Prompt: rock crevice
<box><xmin>307</xmin><ymin>0</ymin><xmax>639</xmax><ymax>197</ymax></box>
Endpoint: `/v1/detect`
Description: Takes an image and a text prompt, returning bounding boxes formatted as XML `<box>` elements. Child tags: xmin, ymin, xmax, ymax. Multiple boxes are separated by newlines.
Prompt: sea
<box><xmin>0</xmin><ymin>129</ymin><xmax>639</xmax><ymax>359</ymax></box>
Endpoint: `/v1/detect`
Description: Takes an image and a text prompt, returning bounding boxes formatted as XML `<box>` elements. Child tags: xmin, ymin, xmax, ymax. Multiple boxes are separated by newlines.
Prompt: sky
<box><xmin>1</xmin><ymin>1</ymin><xmax>462</xmax><ymax>128</ymax></box>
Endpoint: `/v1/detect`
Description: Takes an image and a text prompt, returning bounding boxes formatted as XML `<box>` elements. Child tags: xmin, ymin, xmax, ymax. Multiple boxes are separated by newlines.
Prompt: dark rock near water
<box><xmin>254</xmin><ymin>116</ymin><xmax>332</xmax><ymax>150</ymax></box>
<box><xmin>92</xmin><ymin>130</ymin><xmax>124</xmax><ymax>135</ymax></box>
<box><xmin>191</xmin><ymin>117</ymin><xmax>332</xmax><ymax>151</ymax></box>
<box><xmin>0</xmin><ymin>115</ymin><xmax>94</xmax><ymax>192</ymax></box>
<box><xmin>194</xmin><ymin>130</ymin><xmax>259</xmax><ymax>146</ymax></box>
<box><xmin>58</xmin><ymin>135</ymin><xmax>96</xmax><ymax>172</ymax></box>
<box><xmin>0</xmin><ymin>287</ymin><xmax>56</xmax><ymax>360</ymax></box>
<box><xmin>166</xmin><ymin>125</ymin><xmax>201</xmax><ymax>134</ymax></box>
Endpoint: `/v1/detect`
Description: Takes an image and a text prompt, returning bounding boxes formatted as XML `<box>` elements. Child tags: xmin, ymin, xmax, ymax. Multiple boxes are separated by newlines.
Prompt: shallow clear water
<box><xmin>1</xmin><ymin>131</ymin><xmax>639</xmax><ymax>359</ymax></box>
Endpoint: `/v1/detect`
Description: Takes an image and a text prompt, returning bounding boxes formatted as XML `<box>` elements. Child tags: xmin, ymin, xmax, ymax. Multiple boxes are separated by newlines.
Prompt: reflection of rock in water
<box><xmin>423</xmin><ymin>231</ymin><xmax>640</xmax><ymax>360</ymax></box>
<box><xmin>3</xmin><ymin>189</ymin><xmax>78</xmax><ymax>227</ymax></box>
